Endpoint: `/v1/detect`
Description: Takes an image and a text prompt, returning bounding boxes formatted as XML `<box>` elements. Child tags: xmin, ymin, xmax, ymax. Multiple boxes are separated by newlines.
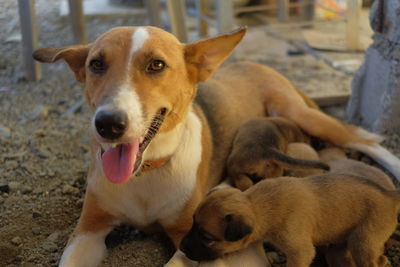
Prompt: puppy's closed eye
<box><xmin>200</xmin><ymin>231</ymin><xmax>218</xmax><ymax>244</ymax></box>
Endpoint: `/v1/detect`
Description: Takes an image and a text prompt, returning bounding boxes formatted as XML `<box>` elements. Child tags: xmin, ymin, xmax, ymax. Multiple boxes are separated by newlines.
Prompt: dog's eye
<box><xmin>89</xmin><ymin>59</ymin><xmax>106</xmax><ymax>74</ymax></box>
<box><xmin>147</xmin><ymin>60</ymin><xmax>166</xmax><ymax>73</ymax></box>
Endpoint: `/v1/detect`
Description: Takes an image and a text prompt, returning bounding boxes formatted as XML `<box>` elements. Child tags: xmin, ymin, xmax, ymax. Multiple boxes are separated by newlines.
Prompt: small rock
<box><xmin>32</xmin><ymin>105</ymin><xmax>49</xmax><ymax>120</ymax></box>
<box><xmin>34</xmin><ymin>147</ymin><xmax>52</xmax><ymax>159</ymax></box>
<box><xmin>76</xmin><ymin>198</ymin><xmax>84</xmax><ymax>208</ymax></box>
<box><xmin>11</xmin><ymin>236</ymin><xmax>22</xmax><ymax>246</ymax></box>
<box><xmin>22</xmin><ymin>185</ymin><xmax>32</xmax><ymax>194</ymax></box>
<box><xmin>0</xmin><ymin>184</ymin><xmax>10</xmax><ymax>193</ymax></box>
<box><xmin>47</xmin><ymin>232</ymin><xmax>60</xmax><ymax>243</ymax></box>
<box><xmin>26</xmin><ymin>254</ymin><xmax>37</xmax><ymax>262</ymax></box>
<box><xmin>62</xmin><ymin>184</ymin><xmax>79</xmax><ymax>195</ymax></box>
<box><xmin>42</xmin><ymin>241</ymin><xmax>57</xmax><ymax>252</ymax></box>
<box><xmin>32</xmin><ymin>211</ymin><xmax>42</xmax><ymax>218</ymax></box>
<box><xmin>0</xmin><ymin>124</ymin><xmax>11</xmax><ymax>138</ymax></box>
<box><xmin>8</xmin><ymin>181</ymin><xmax>23</xmax><ymax>192</ymax></box>
<box><xmin>34</xmin><ymin>129</ymin><xmax>47</xmax><ymax>137</ymax></box>
<box><xmin>32</xmin><ymin>227</ymin><xmax>41</xmax><ymax>235</ymax></box>
<box><xmin>32</xmin><ymin>187</ymin><xmax>44</xmax><ymax>194</ymax></box>
<box><xmin>5</xmin><ymin>160</ymin><xmax>18</xmax><ymax>170</ymax></box>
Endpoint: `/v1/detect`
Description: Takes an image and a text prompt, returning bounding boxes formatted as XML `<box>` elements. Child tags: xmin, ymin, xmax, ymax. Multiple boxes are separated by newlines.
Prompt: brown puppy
<box><xmin>181</xmin><ymin>175</ymin><xmax>400</xmax><ymax>267</ymax></box>
<box><xmin>227</xmin><ymin>117</ymin><xmax>329</xmax><ymax>190</ymax></box>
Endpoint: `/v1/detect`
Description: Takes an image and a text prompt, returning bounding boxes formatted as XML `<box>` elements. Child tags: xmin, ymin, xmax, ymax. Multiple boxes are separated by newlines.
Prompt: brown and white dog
<box><xmin>33</xmin><ymin>26</ymin><xmax>400</xmax><ymax>266</ymax></box>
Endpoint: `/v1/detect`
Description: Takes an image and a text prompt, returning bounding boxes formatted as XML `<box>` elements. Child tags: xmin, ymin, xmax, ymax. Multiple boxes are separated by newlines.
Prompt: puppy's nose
<box><xmin>95</xmin><ymin>110</ymin><xmax>128</xmax><ymax>140</ymax></box>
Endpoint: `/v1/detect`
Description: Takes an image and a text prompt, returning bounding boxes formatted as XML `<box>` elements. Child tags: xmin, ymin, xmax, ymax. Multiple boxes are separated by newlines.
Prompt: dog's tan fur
<box><xmin>182</xmin><ymin>175</ymin><xmax>400</xmax><ymax>267</ymax></box>
<box><xmin>33</xmin><ymin>26</ymin><xmax>400</xmax><ymax>266</ymax></box>
<box><xmin>226</xmin><ymin>117</ymin><xmax>329</xmax><ymax>190</ymax></box>
<box><xmin>284</xmin><ymin>142</ymin><xmax>326</xmax><ymax>177</ymax></box>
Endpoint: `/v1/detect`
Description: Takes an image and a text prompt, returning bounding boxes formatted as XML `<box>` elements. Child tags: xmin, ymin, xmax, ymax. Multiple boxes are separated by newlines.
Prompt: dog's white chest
<box><xmin>88</xmin><ymin>110</ymin><xmax>203</xmax><ymax>227</ymax></box>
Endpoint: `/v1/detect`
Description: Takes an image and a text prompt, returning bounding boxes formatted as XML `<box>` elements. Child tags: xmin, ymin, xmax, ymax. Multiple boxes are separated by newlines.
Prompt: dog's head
<box><xmin>33</xmin><ymin>26</ymin><xmax>246</xmax><ymax>183</ymax></box>
<box><xmin>180</xmin><ymin>187</ymin><xmax>255</xmax><ymax>261</ymax></box>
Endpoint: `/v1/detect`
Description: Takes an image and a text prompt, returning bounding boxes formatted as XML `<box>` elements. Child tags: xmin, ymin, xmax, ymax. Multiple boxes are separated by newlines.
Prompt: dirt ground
<box><xmin>0</xmin><ymin>1</ymin><xmax>399</xmax><ymax>266</ymax></box>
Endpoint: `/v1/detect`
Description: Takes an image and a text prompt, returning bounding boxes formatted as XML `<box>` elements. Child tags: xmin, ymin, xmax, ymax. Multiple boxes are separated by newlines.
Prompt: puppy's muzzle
<box><xmin>95</xmin><ymin>109</ymin><xmax>128</xmax><ymax>140</ymax></box>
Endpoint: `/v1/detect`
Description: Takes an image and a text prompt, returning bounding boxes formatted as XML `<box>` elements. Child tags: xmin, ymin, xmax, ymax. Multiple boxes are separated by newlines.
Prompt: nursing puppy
<box><xmin>181</xmin><ymin>175</ymin><xmax>400</xmax><ymax>267</ymax></box>
<box><xmin>227</xmin><ymin>117</ymin><xmax>329</xmax><ymax>190</ymax></box>
<box><xmin>32</xmin><ymin>25</ymin><xmax>400</xmax><ymax>266</ymax></box>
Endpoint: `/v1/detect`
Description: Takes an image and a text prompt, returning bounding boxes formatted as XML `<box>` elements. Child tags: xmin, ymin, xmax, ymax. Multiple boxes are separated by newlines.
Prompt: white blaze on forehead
<box><xmin>130</xmin><ymin>27</ymin><xmax>149</xmax><ymax>57</ymax></box>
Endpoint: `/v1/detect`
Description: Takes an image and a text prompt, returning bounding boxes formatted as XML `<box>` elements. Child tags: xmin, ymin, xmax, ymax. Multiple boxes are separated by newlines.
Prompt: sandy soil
<box><xmin>0</xmin><ymin>1</ymin><xmax>399</xmax><ymax>266</ymax></box>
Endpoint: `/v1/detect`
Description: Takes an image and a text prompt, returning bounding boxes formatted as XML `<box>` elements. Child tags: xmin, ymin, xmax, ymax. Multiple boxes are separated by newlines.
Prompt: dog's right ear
<box><xmin>184</xmin><ymin>27</ymin><xmax>246</xmax><ymax>82</ymax></box>
<box><xmin>32</xmin><ymin>44</ymin><xmax>90</xmax><ymax>83</ymax></box>
<box><xmin>224</xmin><ymin>214</ymin><xmax>253</xmax><ymax>242</ymax></box>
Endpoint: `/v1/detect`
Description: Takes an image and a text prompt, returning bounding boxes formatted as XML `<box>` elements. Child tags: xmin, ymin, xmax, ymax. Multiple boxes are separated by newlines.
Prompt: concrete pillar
<box><xmin>347</xmin><ymin>0</ymin><xmax>400</xmax><ymax>134</ymax></box>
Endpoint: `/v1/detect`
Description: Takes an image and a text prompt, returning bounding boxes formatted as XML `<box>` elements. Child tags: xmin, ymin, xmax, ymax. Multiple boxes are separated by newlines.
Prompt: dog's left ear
<box><xmin>184</xmin><ymin>27</ymin><xmax>247</xmax><ymax>82</ymax></box>
<box><xmin>33</xmin><ymin>44</ymin><xmax>91</xmax><ymax>83</ymax></box>
<box><xmin>224</xmin><ymin>214</ymin><xmax>253</xmax><ymax>242</ymax></box>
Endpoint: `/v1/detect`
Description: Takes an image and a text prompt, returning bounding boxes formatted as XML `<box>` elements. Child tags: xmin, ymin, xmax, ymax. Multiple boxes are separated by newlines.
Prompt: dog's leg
<box><xmin>59</xmin><ymin>190</ymin><xmax>117</xmax><ymax>267</ymax></box>
<box><xmin>280</xmin><ymin>239</ymin><xmax>315</xmax><ymax>267</ymax></box>
<box><xmin>322</xmin><ymin>245</ymin><xmax>355</xmax><ymax>267</ymax></box>
<box><xmin>163</xmin><ymin>205</ymin><xmax>199</xmax><ymax>267</ymax></box>
<box><xmin>347</xmin><ymin>227</ymin><xmax>388</xmax><ymax>267</ymax></box>
<box><xmin>285</xmin><ymin>247</ymin><xmax>315</xmax><ymax>267</ymax></box>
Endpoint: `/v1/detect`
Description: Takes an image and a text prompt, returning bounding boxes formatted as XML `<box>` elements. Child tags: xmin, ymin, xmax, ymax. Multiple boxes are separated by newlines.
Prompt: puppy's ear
<box><xmin>184</xmin><ymin>27</ymin><xmax>247</xmax><ymax>82</ymax></box>
<box><xmin>224</xmin><ymin>214</ymin><xmax>253</xmax><ymax>242</ymax></box>
<box><xmin>33</xmin><ymin>44</ymin><xmax>91</xmax><ymax>83</ymax></box>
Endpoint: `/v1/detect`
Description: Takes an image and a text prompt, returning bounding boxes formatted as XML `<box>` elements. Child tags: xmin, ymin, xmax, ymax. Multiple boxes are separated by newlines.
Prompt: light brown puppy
<box><xmin>227</xmin><ymin>117</ymin><xmax>329</xmax><ymax>190</ymax></box>
<box><xmin>181</xmin><ymin>175</ymin><xmax>400</xmax><ymax>267</ymax></box>
<box><xmin>32</xmin><ymin>26</ymin><xmax>400</xmax><ymax>266</ymax></box>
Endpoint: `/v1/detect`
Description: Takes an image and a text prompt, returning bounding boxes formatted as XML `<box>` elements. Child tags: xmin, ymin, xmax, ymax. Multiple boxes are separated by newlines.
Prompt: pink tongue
<box><xmin>102</xmin><ymin>141</ymin><xmax>140</xmax><ymax>184</ymax></box>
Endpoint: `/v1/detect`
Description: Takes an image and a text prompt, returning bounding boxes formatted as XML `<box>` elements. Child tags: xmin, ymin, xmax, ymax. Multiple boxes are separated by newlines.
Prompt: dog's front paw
<box><xmin>59</xmin><ymin>233</ymin><xmax>107</xmax><ymax>267</ymax></box>
<box><xmin>164</xmin><ymin>250</ymin><xmax>198</xmax><ymax>267</ymax></box>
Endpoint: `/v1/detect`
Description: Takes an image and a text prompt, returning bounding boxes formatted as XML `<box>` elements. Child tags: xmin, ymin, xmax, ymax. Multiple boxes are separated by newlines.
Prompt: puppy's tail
<box><xmin>268</xmin><ymin>149</ymin><xmax>330</xmax><ymax>172</ymax></box>
<box><xmin>345</xmin><ymin>142</ymin><xmax>400</xmax><ymax>182</ymax></box>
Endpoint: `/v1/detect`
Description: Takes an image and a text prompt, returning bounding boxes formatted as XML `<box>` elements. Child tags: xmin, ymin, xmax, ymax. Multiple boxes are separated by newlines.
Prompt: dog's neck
<box><xmin>142</xmin><ymin>105</ymin><xmax>194</xmax><ymax>163</ymax></box>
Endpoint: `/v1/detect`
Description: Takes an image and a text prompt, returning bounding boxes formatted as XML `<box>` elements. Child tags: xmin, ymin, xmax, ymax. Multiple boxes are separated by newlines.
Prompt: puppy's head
<box><xmin>228</xmin><ymin>155</ymin><xmax>284</xmax><ymax>191</ymax></box>
<box><xmin>180</xmin><ymin>188</ymin><xmax>255</xmax><ymax>261</ymax></box>
<box><xmin>33</xmin><ymin>26</ymin><xmax>246</xmax><ymax>183</ymax></box>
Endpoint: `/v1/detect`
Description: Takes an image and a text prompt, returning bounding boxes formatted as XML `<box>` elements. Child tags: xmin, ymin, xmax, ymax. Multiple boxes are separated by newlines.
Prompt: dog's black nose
<box><xmin>95</xmin><ymin>110</ymin><xmax>128</xmax><ymax>140</ymax></box>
